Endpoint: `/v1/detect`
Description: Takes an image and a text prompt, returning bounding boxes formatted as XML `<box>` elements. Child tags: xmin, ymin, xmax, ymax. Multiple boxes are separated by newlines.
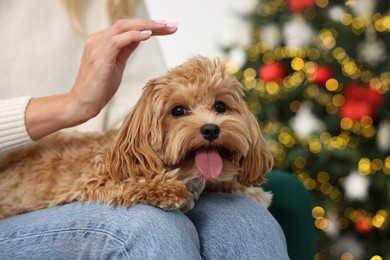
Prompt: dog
<box><xmin>0</xmin><ymin>56</ymin><xmax>273</xmax><ymax>218</ymax></box>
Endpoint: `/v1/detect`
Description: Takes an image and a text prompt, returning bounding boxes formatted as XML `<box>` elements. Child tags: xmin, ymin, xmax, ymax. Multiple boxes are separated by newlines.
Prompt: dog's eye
<box><xmin>214</xmin><ymin>101</ymin><xmax>226</xmax><ymax>113</ymax></box>
<box><xmin>172</xmin><ymin>106</ymin><xmax>187</xmax><ymax>117</ymax></box>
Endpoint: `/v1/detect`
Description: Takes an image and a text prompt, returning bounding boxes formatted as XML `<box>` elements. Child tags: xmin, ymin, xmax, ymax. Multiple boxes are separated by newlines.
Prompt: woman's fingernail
<box><xmin>166</xmin><ymin>22</ymin><xmax>178</xmax><ymax>29</ymax></box>
<box><xmin>154</xmin><ymin>20</ymin><xmax>167</xmax><ymax>24</ymax></box>
<box><xmin>140</xmin><ymin>30</ymin><xmax>152</xmax><ymax>35</ymax></box>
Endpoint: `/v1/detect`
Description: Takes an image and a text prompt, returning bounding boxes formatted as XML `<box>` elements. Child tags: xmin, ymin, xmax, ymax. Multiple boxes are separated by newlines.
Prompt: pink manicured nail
<box><xmin>154</xmin><ymin>20</ymin><xmax>167</xmax><ymax>24</ymax></box>
<box><xmin>140</xmin><ymin>30</ymin><xmax>152</xmax><ymax>35</ymax></box>
<box><xmin>166</xmin><ymin>22</ymin><xmax>178</xmax><ymax>29</ymax></box>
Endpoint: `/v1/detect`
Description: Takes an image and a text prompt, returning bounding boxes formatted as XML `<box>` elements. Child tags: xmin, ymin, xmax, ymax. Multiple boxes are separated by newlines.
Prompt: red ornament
<box><xmin>339</xmin><ymin>82</ymin><xmax>383</xmax><ymax>121</ymax></box>
<box><xmin>259</xmin><ymin>62</ymin><xmax>287</xmax><ymax>82</ymax></box>
<box><xmin>288</xmin><ymin>0</ymin><xmax>315</xmax><ymax>13</ymax></box>
<box><xmin>355</xmin><ymin>217</ymin><xmax>372</xmax><ymax>234</ymax></box>
<box><xmin>339</xmin><ymin>101</ymin><xmax>374</xmax><ymax>121</ymax></box>
<box><xmin>312</xmin><ymin>65</ymin><xmax>333</xmax><ymax>86</ymax></box>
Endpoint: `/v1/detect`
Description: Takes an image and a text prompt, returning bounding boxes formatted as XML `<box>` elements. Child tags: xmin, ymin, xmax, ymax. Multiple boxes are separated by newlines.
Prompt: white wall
<box><xmin>145</xmin><ymin>0</ymin><xmax>253</xmax><ymax>68</ymax></box>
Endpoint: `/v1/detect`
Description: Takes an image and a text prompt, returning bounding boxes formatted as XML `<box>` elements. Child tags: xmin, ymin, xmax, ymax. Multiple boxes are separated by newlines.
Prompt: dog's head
<box><xmin>108</xmin><ymin>56</ymin><xmax>273</xmax><ymax>185</ymax></box>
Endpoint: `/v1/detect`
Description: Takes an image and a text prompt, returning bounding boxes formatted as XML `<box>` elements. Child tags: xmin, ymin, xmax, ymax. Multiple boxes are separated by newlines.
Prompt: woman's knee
<box><xmin>187</xmin><ymin>192</ymin><xmax>289</xmax><ymax>259</ymax></box>
<box><xmin>0</xmin><ymin>202</ymin><xmax>201</xmax><ymax>259</ymax></box>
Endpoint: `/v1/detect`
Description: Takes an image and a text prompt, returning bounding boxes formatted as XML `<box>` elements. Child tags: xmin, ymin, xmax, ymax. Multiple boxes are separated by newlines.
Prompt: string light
<box><xmin>309</xmin><ymin>137</ymin><xmax>322</xmax><ymax>153</ymax></box>
<box><xmin>325</xmin><ymin>78</ymin><xmax>339</xmax><ymax>91</ymax></box>
<box><xmin>383</xmin><ymin>157</ymin><xmax>390</xmax><ymax>175</ymax></box>
<box><xmin>358</xmin><ymin>158</ymin><xmax>371</xmax><ymax>175</ymax></box>
<box><xmin>291</xmin><ymin>57</ymin><xmax>305</xmax><ymax>71</ymax></box>
<box><xmin>315</xmin><ymin>0</ymin><xmax>329</xmax><ymax>9</ymax></box>
<box><xmin>372</xmin><ymin>210</ymin><xmax>387</xmax><ymax>229</ymax></box>
<box><xmin>318</xmin><ymin>29</ymin><xmax>336</xmax><ymax>49</ymax></box>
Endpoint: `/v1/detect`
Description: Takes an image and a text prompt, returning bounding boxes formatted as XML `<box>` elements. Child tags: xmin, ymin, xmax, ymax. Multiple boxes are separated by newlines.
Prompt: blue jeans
<box><xmin>0</xmin><ymin>193</ymin><xmax>289</xmax><ymax>259</ymax></box>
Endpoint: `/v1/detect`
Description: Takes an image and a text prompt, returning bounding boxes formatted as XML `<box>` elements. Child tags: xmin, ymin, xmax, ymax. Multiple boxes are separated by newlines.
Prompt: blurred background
<box><xmin>147</xmin><ymin>0</ymin><xmax>390</xmax><ymax>259</ymax></box>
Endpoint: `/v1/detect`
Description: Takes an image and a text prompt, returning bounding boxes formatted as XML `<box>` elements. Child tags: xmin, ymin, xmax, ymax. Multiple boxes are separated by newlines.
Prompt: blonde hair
<box><xmin>63</xmin><ymin>0</ymin><xmax>141</xmax><ymax>35</ymax></box>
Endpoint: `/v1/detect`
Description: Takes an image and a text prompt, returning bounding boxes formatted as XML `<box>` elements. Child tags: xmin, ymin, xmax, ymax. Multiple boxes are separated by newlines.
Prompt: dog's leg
<box><xmin>53</xmin><ymin>169</ymin><xmax>193</xmax><ymax>211</ymax></box>
<box><xmin>206</xmin><ymin>181</ymin><xmax>272</xmax><ymax>208</ymax></box>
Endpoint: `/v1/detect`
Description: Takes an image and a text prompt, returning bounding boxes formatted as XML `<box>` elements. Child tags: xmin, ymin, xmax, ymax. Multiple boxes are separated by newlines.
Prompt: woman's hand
<box><xmin>26</xmin><ymin>19</ymin><xmax>177</xmax><ymax>141</ymax></box>
<box><xmin>70</xmin><ymin>19</ymin><xmax>178</xmax><ymax>120</ymax></box>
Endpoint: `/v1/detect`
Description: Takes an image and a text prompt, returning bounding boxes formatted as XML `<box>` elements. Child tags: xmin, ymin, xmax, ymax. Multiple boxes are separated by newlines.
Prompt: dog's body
<box><xmin>0</xmin><ymin>57</ymin><xmax>273</xmax><ymax>218</ymax></box>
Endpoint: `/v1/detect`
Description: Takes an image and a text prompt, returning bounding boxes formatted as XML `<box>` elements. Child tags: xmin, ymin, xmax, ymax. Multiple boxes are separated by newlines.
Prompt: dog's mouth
<box><xmin>194</xmin><ymin>147</ymin><xmax>223</xmax><ymax>179</ymax></box>
<box><xmin>192</xmin><ymin>147</ymin><xmax>240</xmax><ymax>180</ymax></box>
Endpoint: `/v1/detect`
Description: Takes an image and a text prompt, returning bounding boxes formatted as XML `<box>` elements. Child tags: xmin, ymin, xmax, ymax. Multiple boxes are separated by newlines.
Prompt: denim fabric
<box><xmin>187</xmin><ymin>193</ymin><xmax>289</xmax><ymax>260</ymax></box>
<box><xmin>0</xmin><ymin>193</ymin><xmax>289</xmax><ymax>259</ymax></box>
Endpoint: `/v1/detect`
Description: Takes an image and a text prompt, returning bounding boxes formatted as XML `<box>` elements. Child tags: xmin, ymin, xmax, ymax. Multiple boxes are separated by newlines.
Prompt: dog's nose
<box><xmin>201</xmin><ymin>124</ymin><xmax>220</xmax><ymax>141</ymax></box>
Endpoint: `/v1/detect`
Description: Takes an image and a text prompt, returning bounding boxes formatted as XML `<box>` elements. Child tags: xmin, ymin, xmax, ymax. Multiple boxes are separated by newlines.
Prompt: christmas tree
<box><xmin>223</xmin><ymin>0</ymin><xmax>390</xmax><ymax>259</ymax></box>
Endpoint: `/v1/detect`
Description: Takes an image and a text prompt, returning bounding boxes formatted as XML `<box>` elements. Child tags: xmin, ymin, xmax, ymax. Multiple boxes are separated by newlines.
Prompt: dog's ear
<box><xmin>107</xmin><ymin>79</ymin><xmax>165</xmax><ymax>181</ymax></box>
<box><xmin>238</xmin><ymin>105</ymin><xmax>274</xmax><ymax>185</ymax></box>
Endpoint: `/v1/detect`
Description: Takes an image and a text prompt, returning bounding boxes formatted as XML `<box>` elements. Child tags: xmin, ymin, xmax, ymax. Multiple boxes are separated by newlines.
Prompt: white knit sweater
<box><xmin>0</xmin><ymin>1</ymin><xmax>167</xmax><ymax>153</ymax></box>
<box><xmin>0</xmin><ymin>97</ymin><xmax>32</xmax><ymax>152</ymax></box>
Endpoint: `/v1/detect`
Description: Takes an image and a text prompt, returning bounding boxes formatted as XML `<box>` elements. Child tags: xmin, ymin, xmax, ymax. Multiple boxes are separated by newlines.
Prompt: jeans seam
<box><xmin>0</xmin><ymin>228</ymin><xmax>126</xmax><ymax>244</ymax></box>
<box><xmin>1</xmin><ymin>228</ymin><xmax>132</xmax><ymax>259</ymax></box>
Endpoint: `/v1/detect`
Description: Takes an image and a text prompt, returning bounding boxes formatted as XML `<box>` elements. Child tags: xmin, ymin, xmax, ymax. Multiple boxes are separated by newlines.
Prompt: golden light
<box><xmin>263</xmin><ymin>52</ymin><xmax>276</xmax><ymax>64</ymax></box>
<box><xmin>290</xmin><ymin>100</ymin><xmax>301</xmax><ymax>112</ymax></box>
<box><xmin>383</xmin><ymin>156</ymin><xmax>390</xmax><ymax>175</ymax></box>
<box><xmin>332</xmin><ymin>94</ymin><xmax>345</xmax><ymax>107</ymax></box>
<box><xmin>304</xmin><ymin>178</ymin><xmax>317</xmax><ymax>190</ymax></box>
<box><xmin>291</xmin><ymin>57</ymin><xmax>305</xmax><ymax>71</ymax></box>
<box><xmin>358</xmin><ymin>158</ymin><xmax>371</xmax><ymax>175</ymax></box>
<box><xmin>315</xmin><ymin>217</ymin><xmax>328</xmax><ymax>230</ymax></box>
<box><xmin>226</xmin><ymin>62</ymin><xmax>240</xmax><ymax>75</ymax></box>
<box><xmin>309</xmin><ymin>137</ymin><xmax>322</xmax><ymax>153</ymax></box>
<box><xmin>319</xmin><ymin>29</ymin><xmax>336</xmax><ymax>49</ymax></box>
<box><xmin>265</xmin><ymin>82</ymin><xmax>281</xmax><ymax>95</ymax></box>
<box><xmin>244</xmin><ymin>78</ymin><xmax>257</xmax><ymax>89</ymax></box>
<box><xmin>333</xmin><ymin>47</ymin><xmax>348</xmax><ymax>62</ymax></box>
<box><xmin>330</xmin><ymin>189</ymin><xmax>342</xmax><ymax>202</ymax></box>
<box><xmin>372</xmin><ymin>211</ymin><xmax>386</xmax><ymax>229</ymax></box>
<box><xmin>315</xmin><ymin>0</ymin><xmax>329</xmax><ymax>8</ymax></box>
<box><xmin>249</xmin><ymin>102</ymin><xmax>262</xmax><ymax>115</ymax></box>
<box><xmin>340</xmin><ymin>13</ymin><xmax>353</xmax><ymax>26</ymax></box>
<box><xmin>361</xmin><ymin>116</ymin><xmax>373</xmax><ymax>128</ymax></box>
<box><xmin>325</xmin><ymin>78</ymin><xmax>339</xmax><ymax>91</ymax></box>
<box><xmin>317</xmin><ymin>171</ymin><xmax>330</xmax><ymax>184</ymax></box>
<box><xmin>343</xmin><ymin>61</ymin><xmax>358</xmax><ymax>76</ymax></box>
<box><xmin>352</xmin><ymin>17</ymin><xmax>366</xmax><ymax>30</ymax></box>
<box><xmin>340</xmin><ymin>118</ymin><xmax>353</xmax><ymax>130</ymax></box>
<box><xmin>338</xmin><ymin>217</ymin><xmax>349</xmax><ymax>229</ymax></box>
<box><xmin>312</xmin><ymin>206</ymin><xmax>325</xmax><ymax>218</ymax></box>
<box><xmin>371</xmin><ymin>159</ymin><xmax>383</xmax><ymax>171</ymax></box>
<box><xmin>247</xmin><ymin>47</ymin><xmax>259</xmax><ymax>61</ymax></box>
<box><xmin>243</xmin><ymin>68</ymin><xmax>257</xmax><ymax>80</ymax></box>
<box><xmin>293</xmin><ymin>156</ymin><xmax>307</xmax><ymax>169</ymax></box>
<box><xmin>341</xmin><ymin>252</ymin><xmax>354</xmax><ymax>260</ymax></box>
<box><xmin>305</xmin><ymin>84</ymin><xmax>320</xmax><ymax>98</ymax></box>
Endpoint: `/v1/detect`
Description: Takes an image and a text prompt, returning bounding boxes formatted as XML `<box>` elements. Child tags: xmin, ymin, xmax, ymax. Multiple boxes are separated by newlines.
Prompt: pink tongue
<box><xmin>195</xmin><ymin>148</ymin><xmax>223</xmax><ymax>179</ymax></box>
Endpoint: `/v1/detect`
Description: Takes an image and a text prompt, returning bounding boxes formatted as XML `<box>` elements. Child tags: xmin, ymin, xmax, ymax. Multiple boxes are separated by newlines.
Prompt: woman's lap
<box><xmin>0</xmin><ymin>202</ymin><xmax>200</xmax><ymax>259</ymax></box>
<box><xmin>188</xmin><ymin>192</ymin><xmax>289</xmax><ymax>259</ymax></box>
<box><xmin>0</xmin><ymin>193</ymin><xmax>288</xmax><ymax>260</ymax></box>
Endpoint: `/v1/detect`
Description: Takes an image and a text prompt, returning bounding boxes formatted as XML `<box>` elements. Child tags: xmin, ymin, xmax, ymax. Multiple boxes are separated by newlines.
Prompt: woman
<box><xmin>0</xmin><ymin>1</ymin><xmax>289</xmax><ymax>259</ymax></box>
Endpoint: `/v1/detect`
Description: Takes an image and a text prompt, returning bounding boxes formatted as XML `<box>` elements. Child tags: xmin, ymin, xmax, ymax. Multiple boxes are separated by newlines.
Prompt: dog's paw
<box><xmin>130</xmin><ymin>181</ymin><xmax>193</xmax><ymax>211</ymax></box>
<box><xmin>236</xmin><ymin>187</ymin><xmax>273</xmax><ymax>208</ymax></box>
<box><xmin>179</xmin><ymin>198</ymin><xmax>196</xmax><ymax>213</ymax></box>
<box><xmin>154</xmin><ymin>187</ymin><xmax>193</xmax><ymax>211</ymax></box>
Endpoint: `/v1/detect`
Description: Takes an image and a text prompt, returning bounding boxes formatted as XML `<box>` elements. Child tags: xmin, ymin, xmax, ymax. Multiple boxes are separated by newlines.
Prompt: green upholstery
<box><xmin>262</xmin><ymin>169</ymin><xmax>316</xmax><ymax>260</ymax></box>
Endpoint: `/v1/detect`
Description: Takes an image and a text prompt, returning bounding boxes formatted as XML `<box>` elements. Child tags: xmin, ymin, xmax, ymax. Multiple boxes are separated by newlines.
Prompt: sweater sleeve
<box><xmin>0</xmin><ymin>96</ymin><xmax>34</xmax><ymax>154</ymax></box>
